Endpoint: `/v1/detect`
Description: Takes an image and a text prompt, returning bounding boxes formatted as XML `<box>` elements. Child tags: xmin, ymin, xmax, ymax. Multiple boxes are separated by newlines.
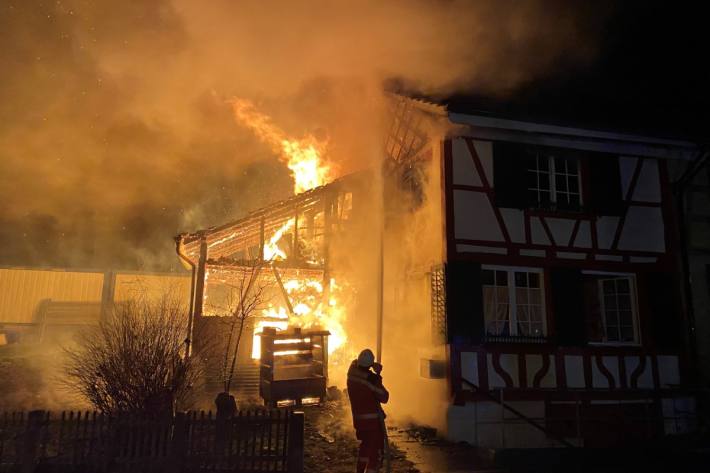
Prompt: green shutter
<box><xmin>551</xmin><ymin>268</ymin><xmax>587</xmax><ymax>346</ymax></box>
<box><xmin>493</xmin><ymin>142</ymin><xmax>529</xmax><ymax>209</ymax></box>
<box><xmin>445</xmin><ymin>261</ymin><xmax>484</xmax><ymax>344</ymax></box>
<box><xmin>588</xmin><ymin>152</ymin><xmax>623</xmax><ymax>215</ymax></box>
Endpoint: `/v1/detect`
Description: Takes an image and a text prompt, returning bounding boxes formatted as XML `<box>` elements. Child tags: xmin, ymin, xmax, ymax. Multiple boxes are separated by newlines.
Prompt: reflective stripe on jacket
<box><xmin>347</xmin><ymin>360</ymin><xmax>389</xmax><ymax>431</ymax></box>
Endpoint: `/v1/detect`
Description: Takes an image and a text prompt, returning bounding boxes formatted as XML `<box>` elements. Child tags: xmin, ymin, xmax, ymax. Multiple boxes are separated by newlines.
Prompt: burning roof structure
<box><xmin>174</xmin><ymin>94</ymin><xmax>443</xmax><ymax>395</ymax></box>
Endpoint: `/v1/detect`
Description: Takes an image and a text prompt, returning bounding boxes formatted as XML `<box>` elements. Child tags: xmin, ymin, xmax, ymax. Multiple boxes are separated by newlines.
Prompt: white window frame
<box><xmin>527</xmin><ymin>152</ymin><xmax>583</xmax><ymax>208</ymax></box>
<box><xmin>583</xmin><ymin>271</ymin><xmax>641</xmax><ymax>346</ymax></box>
<box><xmin>482</xmin><ymin>265</ymin><xmax>547</xmax><ymax>338</ymax></box>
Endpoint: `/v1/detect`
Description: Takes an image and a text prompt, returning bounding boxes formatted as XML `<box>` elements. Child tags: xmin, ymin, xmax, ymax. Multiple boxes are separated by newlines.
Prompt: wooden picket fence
<box><xmin>0</xmin><ymin>409</ymin><xmax>304</xmax><ymax>472</ymax></box>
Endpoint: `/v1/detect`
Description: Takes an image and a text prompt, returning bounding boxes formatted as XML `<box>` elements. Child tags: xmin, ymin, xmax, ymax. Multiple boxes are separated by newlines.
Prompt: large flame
<box><xmin>251</xmin><ymin>277</ymin><xmax>347</xmax><ymax>360</ymax></box>
<box><xmin>231</xmin><ymin>98</ymin><xmax>332</xmax><ymax>194</ymax></box>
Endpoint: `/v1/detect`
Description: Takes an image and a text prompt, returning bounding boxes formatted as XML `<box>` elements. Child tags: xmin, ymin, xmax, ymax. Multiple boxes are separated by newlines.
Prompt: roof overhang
<box><xmin>448</xmin><ymin>112</ymin><xmax>701</xmax><ymax>161</ymax></box>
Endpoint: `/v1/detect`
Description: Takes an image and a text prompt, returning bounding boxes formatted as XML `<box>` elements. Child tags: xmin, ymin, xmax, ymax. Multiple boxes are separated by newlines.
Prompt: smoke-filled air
<box><xmin>0</xmin><ymin>0</ymin><xmax>604</xmax><ymax>270</ymax></box>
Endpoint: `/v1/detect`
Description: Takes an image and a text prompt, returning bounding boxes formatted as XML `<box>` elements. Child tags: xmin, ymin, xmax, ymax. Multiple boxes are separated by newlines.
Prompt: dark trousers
<box><xmin>355</xmin><ymin>428</ymin><xmax>384</xmax><ymax>473</ymax></box>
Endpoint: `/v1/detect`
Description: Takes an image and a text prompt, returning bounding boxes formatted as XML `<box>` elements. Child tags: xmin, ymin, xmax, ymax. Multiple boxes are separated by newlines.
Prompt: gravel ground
<box><xmin>303</xmin><ymin>400</ymin><xmax>419</xmax><ymax>473</ymax></box>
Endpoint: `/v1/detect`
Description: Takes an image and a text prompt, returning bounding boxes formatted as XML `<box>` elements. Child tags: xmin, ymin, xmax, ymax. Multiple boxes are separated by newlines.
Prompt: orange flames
<box><xmin>231</xmin><ymin>98</ymin><xmax>332</xmax><ymax>194</ymax></box>
<box><xmin>228</xmin><ymin>99</ymin><xmax>349</xmax><ymax>367</ymax></box>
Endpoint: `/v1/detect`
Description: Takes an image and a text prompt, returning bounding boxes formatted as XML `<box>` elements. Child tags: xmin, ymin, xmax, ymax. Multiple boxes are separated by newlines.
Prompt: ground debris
<box><xmin>303</xmin><ymin>400</ymin><xmax>419</xmax><ymax>473</ymax></box>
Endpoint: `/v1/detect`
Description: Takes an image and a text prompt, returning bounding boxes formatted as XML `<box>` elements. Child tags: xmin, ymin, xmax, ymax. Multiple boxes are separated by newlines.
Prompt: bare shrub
<box><xmin>64</xmin><ymin>294</ymin><xmax>202</xmax><ymax>417</ymax></box>
<box><xmin>210</xmin><ymin>261</ymin><xmax>271</xmax><ymax>394</ymax></box>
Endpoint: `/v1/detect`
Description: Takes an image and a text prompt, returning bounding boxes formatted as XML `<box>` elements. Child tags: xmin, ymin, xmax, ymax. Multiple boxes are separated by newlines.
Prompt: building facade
<box><xmin>433</xmin><ymin>112</ymin><xmax>702</xmax><ymax>447</ymax></box>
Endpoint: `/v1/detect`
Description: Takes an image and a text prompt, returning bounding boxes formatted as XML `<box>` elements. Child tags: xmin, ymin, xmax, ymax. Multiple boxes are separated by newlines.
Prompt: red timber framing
<box><xmin>449</xmin><ymin>344</ymin><xmax>690</xmax><ymax>404</ymax></box>
<box><xmin>441</xmin><ymin>134</ymin><xmax>693</xmax><ymax>405</ymax></box>
<box><xmin>443</xmin><ymin>137</ymin><xmax>675</xmax><ymax>270</ymax></box>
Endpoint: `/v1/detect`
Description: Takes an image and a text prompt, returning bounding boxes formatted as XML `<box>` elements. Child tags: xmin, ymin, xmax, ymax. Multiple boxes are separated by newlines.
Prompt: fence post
<box><xmin>171</xmin><ymin>412</ymin><xmax>189</xmax><ymax>473</ymax></box>
<box><xmin>21</xmin><ymin>410</ymin><xmax>45</xmax><ymax>473</ymax></box>
<box><xmin>287</xmin><ymin>411</ymin><xmax>305</xmax><ymax>473</ymax></box>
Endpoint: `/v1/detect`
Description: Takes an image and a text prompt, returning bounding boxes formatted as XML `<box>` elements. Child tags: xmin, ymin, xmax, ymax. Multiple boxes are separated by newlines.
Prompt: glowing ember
<box><xmin>252</xmin><ymin>314</ymin><xmax>289</xmax><ymax>359</ymax></box>
<box><xmin>250</xmin><ymin>277</ymin><xmax>347</xmax><ymax>360</ymax></box>
<box><xmin>231</xmin><ymin>98</ymin><xmax>332</xmax><ymax>194</ymax></box>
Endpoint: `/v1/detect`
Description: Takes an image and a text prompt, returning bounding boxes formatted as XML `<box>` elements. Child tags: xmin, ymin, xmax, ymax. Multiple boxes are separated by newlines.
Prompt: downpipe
<box><xmin>175</xmin><ymin>236</ymin><xmax>197</xmax><ymax>360</ymax></box>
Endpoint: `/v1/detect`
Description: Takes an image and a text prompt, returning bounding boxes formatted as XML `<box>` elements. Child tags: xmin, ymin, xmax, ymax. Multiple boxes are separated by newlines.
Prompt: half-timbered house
<box><xmin>176</xmin><ymin>95</ymin><xmax>702</xmax><ymax>447</ymax></box>
<box><xmin>430</xmin><ymin>109</ymin><xmax>702</xmax><ymax>447</ymax></box>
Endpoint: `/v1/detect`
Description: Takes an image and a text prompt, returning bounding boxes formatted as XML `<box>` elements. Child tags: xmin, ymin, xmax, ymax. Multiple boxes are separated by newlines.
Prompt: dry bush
<box><xmin>64</xmin><ymin>294</ymin><xmax>202</xmax><ymax>417</ymax></box>
<box><xmin>211</xmin><ymin>260</ymin><xmax>271</xmax><ymax>393</ymax></box>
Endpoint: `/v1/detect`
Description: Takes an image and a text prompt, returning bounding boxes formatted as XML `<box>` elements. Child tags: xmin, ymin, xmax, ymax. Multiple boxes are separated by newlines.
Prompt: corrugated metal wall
<box><xmin>0</xmin><ymin>268</ymin><xmax>105</xmax><ymax>324</ymax></box>
<box><xmin>0</xmin><ymin>268</ymin><xmax>191</xmax><ymax>324</ymax></box>
<box><xmin>114</xmin><ymin>273</ymin><xmax>191</xmax><ymax>306</ymax></box>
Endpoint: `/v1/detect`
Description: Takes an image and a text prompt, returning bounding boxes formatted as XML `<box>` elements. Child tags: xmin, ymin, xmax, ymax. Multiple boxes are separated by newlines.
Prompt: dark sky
<box><xmin>444</xmin><ymin>1</ymin><xmax>710</xmax><ymax>141</ymax></box>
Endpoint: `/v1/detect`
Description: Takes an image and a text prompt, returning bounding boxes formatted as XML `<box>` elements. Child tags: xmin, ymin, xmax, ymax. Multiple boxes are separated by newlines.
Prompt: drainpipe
<box><xmin>672</xmin><ymin>149</ymin><xmax>709</xmax><ymax>387</ymax></box>
<box><xmin>175</xmin><ymin>235</ymin><xmax>197</xmax><ymax>359</ymax></box>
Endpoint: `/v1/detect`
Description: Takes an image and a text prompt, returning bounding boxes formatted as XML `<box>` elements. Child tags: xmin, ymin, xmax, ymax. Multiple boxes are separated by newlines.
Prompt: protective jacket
<box><xmin>347</xmin><ymin>360</ymin><xmax>389</xmax><ymax>432</ymax></box>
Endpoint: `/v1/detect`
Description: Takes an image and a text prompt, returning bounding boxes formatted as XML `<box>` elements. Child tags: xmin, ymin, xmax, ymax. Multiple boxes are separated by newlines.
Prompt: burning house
<box><xmin>176</xmin><ymin>95</ymin><xmax>702</xmax><ymax>447</ymax></box>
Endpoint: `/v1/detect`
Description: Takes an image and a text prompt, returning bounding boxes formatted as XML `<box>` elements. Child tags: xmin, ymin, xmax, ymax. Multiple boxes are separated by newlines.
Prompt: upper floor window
<box><xmin>482</xmin><ymin>267</ymin><xmax>546</xmax><ymax>340</ymax></box>
<box><xmin>493</xmin><ymin>141</ymin><xmax>623</xmax><ymax>215</ymax></box>
<box><xmin>583</xmin><ymin>273</ymin><xmax>639</xmax><ymax>344</ymax></box>
<box><xmin>527</xmin><ymin>153</ymin><xmax>582</xmax><ymax>210</ymax></box>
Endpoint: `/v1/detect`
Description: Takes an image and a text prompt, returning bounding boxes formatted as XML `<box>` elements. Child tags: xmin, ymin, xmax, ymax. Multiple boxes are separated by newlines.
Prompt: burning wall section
<box><xmin>176</xmin><ymin>174</ymin><xmax>369</xmax><ymax>389</ymax></box>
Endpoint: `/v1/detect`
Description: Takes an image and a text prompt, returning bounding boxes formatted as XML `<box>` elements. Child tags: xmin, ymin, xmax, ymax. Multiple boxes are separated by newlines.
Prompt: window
<box><xmin>482</xmin><ymin>267</ymin><xmax>545</xmax><ymax>339</ymax></box>
<box><xmin>583</xmin><ymin>273</ymin><xmax>639</xmax><ymax>344</ymax></box>
<box><xmin>527</xmin><ymin>152</ymin><xmax>582</xmax><ymax>210</ymax></box>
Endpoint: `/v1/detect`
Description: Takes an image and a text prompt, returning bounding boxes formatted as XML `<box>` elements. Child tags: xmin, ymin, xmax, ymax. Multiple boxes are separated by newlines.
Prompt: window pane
<box><xmin>497</xmin><ymin>303</ymin><xmax>509</xmax><ymax>321</ymax></box>
<box><xmin>605</xmin><ymin>310</ymin><xmax>619</xmax><ymax>328</ymax></box>
<box><xmin>556</xmin><ymin>174</ymin><xmax>568</xmax><ymax>192</ymax></box>
<box><xmin>620</xmin><ymin>326</ymin><xmax>635</xmax><ymax>342</ymax></box>
<box><xmin>528</xmin><ymin>190</ymin><xmax>540</xmax><ymax>204</ymax></box>
<box><xmin>568</xmin><ymin>176</ymin><xmax>579</xmax><ymax>193</ymax></box>
<box><xmin>538</xmin><ymin>155</ymin><xmax>549</xmax><ymax>172</ymax></box>
<box><xmin>619</xmin><ymin>295</ymin><xmax>631</xmax><ymax>310</ymax></box>
<box><xmin>515</xmin><ymin>272</ymin><xmax>527</xmax><ymax>287</ymax></box>
<box><xmin>517</xmin><ymin>305</ymin><xmax>529</xmax><ymax>322</ymax></box>
<box><xmin>516</xmin><ymin>288</ymin><xmax>529</xmax><ymax>304</ymax></box>
<box><xmin>604</xmin><ymin>295</ymin><xmax>618</xmax><ymax>310</ymax></box>
<box><xmin>606</xmin><ymin>326</ymin><xmax>619</xmax><ymax>342</ymax></box>
<box><xmin>554</xmin><ymin>157</ymin><xmax>567</xmax><ymax>172</ymax></box>
<box><xmin>529</xmin><ymin>289</ymin><xmax>542</xmax><ymax>305</ymax></box>
<box><xmin>496</xmin><ymin>287</ymin><xmax>509</xmax><ymax>302</ymax></box>
<box><xmin>619</xmin><ymin>310</ymin><xmax>634</xmax><ymax>326</ymax></box>
<box><xmin>495</xmin><ymin>271</ymin><xmax>508</xmax><ymax>286</ymax></box>
<box><xmin>482</xmin><ymin>269</ymin><xmax>494</xmax><ymax>285</ymax></box>
<box><xmin>529</xmin><ymin>305</ymin><xmax>543</xmax><ymax>322</ymax></box>
<box><xmin>603</xmin><ymin>280</ymin><xmax>615</xmax><ymax>294</ymax></box>
<box><xmin>528</xmin><ymin>272</ymin><xmax>540</xmax><ymax>288</ymax></box>
<box><xmin>539</xmin><ymin>173</ymin><xmax>550</xmax><ymax>190</ymax></box>
<box><xmin>518</xmin><ymin>322</ymin><xmax>530</xmax><ymax>336</ymax></box>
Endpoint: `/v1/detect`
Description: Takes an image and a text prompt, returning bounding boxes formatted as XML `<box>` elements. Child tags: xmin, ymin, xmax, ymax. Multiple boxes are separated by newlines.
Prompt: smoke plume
<box><xmin>0</xmin><ymin>0</ymin><xmax>608</xmax><ymax>270</ymax></box>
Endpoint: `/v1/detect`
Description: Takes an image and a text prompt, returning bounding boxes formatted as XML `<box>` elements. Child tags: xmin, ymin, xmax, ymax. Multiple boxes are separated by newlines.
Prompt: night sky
<box><xmin>444</xmin><ymin>1</ymin><xmax>710</xmax><ymax>140</ymax></box>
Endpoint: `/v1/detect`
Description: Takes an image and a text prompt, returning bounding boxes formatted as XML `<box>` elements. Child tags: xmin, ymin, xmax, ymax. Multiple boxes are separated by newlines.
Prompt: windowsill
<box><xmin>484</xmin><ymin>335</ymin><xmax>549</xmax><ymax>344</ymax></box>
<box><xmin>526</xmin><ymin>207</ymin><xmax>592</xmax><ymax>219</ymax></box>
<box><xmin>587</xmin><ymin>341</ymin><xmax>642</xmax><ymax>348</ymax></box>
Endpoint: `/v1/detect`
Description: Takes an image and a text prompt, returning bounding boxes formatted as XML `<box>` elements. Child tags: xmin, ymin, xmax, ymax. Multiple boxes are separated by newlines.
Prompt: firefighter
<box><xmin>347</xmin><ymin>348</ymin><xmax>389</xmax><ymax>473</ymax></box>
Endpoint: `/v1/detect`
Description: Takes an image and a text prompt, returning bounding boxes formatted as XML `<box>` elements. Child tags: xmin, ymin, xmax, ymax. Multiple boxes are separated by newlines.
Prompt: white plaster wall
<box><xmin>453</xmin><ymin>190</ymin><xmax>504</xmax><ymax>241</ymax></box>
<box><xmin>452</xmin><ymin>139</ymin><xmax>481</xmax><ymax>186</ymax></box>
<box><xmin>447</xmin><ymin>402</ymin><xmax>550</xmax><ymax>448</ymax></box>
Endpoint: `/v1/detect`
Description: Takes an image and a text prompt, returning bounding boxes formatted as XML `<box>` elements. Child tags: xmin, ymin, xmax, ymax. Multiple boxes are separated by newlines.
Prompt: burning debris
<box><xmin>258</xmin><ymin>326</ymin><xmax>330</xmax><ymax>407</ymax></box>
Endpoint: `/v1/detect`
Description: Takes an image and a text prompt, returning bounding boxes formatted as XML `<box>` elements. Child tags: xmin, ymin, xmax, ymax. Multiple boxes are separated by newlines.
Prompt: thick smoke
<box><xmin>0</xmin><ymin>0</ymin><xmax>607</xmax><ymax>270</ymax></box>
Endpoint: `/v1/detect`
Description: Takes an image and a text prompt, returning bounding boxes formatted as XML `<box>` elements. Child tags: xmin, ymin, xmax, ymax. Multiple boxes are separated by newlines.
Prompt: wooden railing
<box><xmin>0</xmin><ymin>409</ymin><xmax>304</xmax><ymax>473</ymax></box>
